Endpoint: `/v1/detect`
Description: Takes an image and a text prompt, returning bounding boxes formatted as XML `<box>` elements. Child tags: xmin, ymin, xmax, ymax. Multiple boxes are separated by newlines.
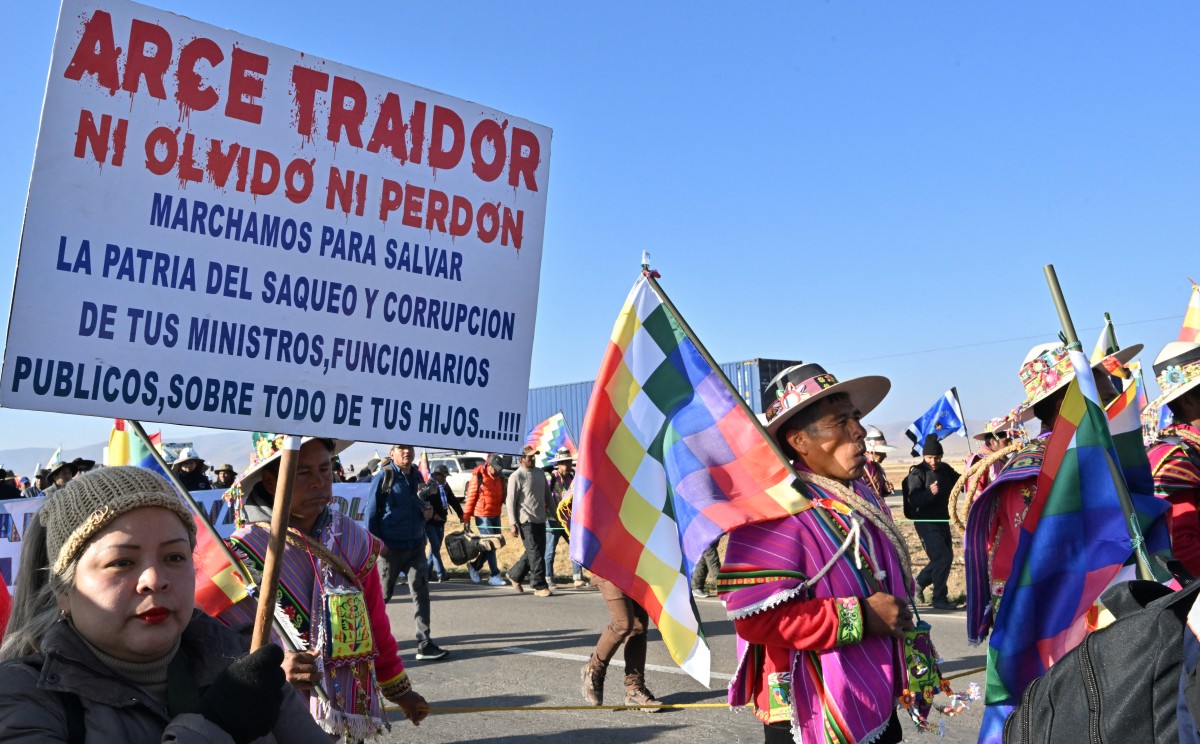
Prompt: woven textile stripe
<box><xmin>570</xmin><ymin>275</ymin><xmax>806</xmax><ymax>686</ymax></box>
<box><xmin>526</xmin><ymin>413</ymin><xmax>578</xmax><ymax>468</ymax></box>
<box><xmin>978</xmin><ymin>349</ymin><xmax>1169</xmax><ymax>743</ymax></box>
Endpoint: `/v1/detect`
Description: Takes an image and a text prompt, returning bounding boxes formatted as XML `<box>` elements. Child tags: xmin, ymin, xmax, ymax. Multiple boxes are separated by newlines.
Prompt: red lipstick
<box><xmin>138</xmin><ymin>608</ymin><xmax>170</xmax><ymax>624</ymax></box>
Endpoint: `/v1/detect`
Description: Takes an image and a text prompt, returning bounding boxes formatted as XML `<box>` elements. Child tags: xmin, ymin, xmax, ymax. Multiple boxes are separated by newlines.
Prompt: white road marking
<box><xmin>500</xmin><ymin>646</ymin><xmax>734</xmax><ymax>682</ymax></box>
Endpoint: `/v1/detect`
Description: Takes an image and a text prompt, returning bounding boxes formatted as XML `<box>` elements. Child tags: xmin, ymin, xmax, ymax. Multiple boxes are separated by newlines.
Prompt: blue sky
<box><xmin>1</xmin><ymin>1</ymin><xmax>1197</xmax><ymax>454</ymax></box>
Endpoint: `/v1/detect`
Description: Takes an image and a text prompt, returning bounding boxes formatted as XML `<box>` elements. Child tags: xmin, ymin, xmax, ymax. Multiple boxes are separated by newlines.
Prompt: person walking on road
<box><xmin>369</xmin><ymin>444</ymin><xmax>449</xmax><ymax>661</ymax></box>
<box><xmin>581</xmin><ymin>578</ymin><xmax>661</xmax><ymax>710</ymax></box>
<box><xmin>506</xmin><ymin>445</ymin><xmax>554</xmax><ymax>597</ymax></box>
<box><xmin>903</xmin><ymin>434</ymin><xmax>960</xmax><ymax>609</ymax></box>
<box><xmin>462</xmin><ymin>455</ymin><xmax>509</xmax><ymax>586</ymax></box>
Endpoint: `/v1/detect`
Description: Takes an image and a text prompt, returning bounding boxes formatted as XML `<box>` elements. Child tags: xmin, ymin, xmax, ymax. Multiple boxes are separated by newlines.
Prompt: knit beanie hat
<box><xmin>41</xmin><ymin>466</ymin><xmax>197</xmax><ymax>576</ymax></box>
<box><xmin>922</xmin><ymin>434</ymin><xmax>944</xmax><ymax>457</ymax></box>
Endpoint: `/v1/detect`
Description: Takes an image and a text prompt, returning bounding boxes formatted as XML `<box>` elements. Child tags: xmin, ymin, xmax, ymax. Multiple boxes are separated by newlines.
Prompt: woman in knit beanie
<box><xmin>0</xmin><ymin>466</ymin><xmax>327</xmax><ymax>743</ymax></box>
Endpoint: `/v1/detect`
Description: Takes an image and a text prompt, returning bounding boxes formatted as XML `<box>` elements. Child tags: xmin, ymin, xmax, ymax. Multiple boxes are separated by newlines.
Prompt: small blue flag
<box><xmin>905</xmin><ymin>388</ymin><xmax>965</xmax><ymax>456</ymax></box>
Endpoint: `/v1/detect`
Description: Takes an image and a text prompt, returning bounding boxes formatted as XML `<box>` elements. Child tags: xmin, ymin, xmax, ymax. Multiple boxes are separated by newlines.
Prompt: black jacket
<box><xmin>902</xmin><ymin>461</ymin><xmax>961</xmax><ymax>521</ymax></box>
<box><xmin>424</xmin><ymin>481</ymin><xmax>464</xmax><ymax>524</ymax></box>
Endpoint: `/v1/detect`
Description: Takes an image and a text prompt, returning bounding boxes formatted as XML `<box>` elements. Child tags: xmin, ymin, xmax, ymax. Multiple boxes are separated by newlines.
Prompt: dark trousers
<box><xmin>691</xmin><ymin>543</ymin><xmax>721</xmax><ymax>590</ymax></box>
<box><xmin>380</xmin><ymin>547</ymin><xmax>433</xmax><ymax>648</ymax></box>
<box><xmin>507</xmin><ymin>522</ymin><xmax>548</xmax><ymax>589</ymax></box>
<box><xmin>915</xmin><ymin>521</ymin><xmax>953</xmax><ymax>601</ymax></box>
<box><xmin>426</xmin><ymin>522</ymin><xmax>447</xmax><ymax>579</ymax></box>
<box><xmin>588</xmin><ymin>576</ymin><xmax>649</xmax><ymax>690</ymax></box>
<box><xmin>764</xmin><ymin>710</ymin><xmax>902</xmax><ymax>743</ymax></box>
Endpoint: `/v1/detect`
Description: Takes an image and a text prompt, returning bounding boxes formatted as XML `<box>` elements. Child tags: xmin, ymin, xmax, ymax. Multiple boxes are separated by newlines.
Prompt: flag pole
<box><xmin>953</xmin><ymin>387</ymin><xmax>974</xmax><ymax>455</ymax></box>
<box><xmin>559</xmin><ymin>410</ymin><xmax>580</xmax><ymax>454</ymax></box>
<box><xmin>640</xmin><ymin>270</ymin><xmax>810</xmax><ymax>510</ymax></box>
<box><xmin>250</xmin><ymin>435</ymin><xmax>301</xmax><ymax>651</ymax></box>
<box><xmin>126</xmin><ymin>421</ymin><xmax>327</xmax><ymax>699</ymax></box>
<box><xmin>1042</xmin><ymin>265</ymin><xmax>1155</xmax><ymax>580</ymax></box>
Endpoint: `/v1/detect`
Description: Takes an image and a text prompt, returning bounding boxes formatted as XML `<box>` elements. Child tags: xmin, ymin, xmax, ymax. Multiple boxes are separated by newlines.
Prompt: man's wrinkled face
<box><xmin>785</xmin><ymin>397</ymin><xmax>868</xmax><ymax>481</ymax></box>
<box><xmin>924</xmin><ymin>454</ymin><xmax>942</xmax><ymax>469</ymax></box>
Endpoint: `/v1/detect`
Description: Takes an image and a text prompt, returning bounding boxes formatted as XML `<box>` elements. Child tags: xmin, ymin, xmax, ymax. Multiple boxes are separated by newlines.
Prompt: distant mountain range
<box><xmin>0</xmin><ymin>432</ymin><xmax>398</xmax><ymax>480</ymax></box>
<box><xmin>0</xmin><ymin>419</ymin><xmax>991</xmax><ymax>479</ymax></box>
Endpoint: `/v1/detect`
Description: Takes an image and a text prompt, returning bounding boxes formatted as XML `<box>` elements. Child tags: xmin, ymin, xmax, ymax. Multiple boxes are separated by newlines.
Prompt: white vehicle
<box><xmin>425</xmin><ymin>451</ymin><xmax>490</xmax><ymax>498</ymax></box>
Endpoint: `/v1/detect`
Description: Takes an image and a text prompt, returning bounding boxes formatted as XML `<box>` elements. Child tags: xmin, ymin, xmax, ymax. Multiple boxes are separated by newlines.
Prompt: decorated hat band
<box><xmin>1157</xmin><ymin>361</ymin><xmax>1200</xmax><ymax>402</ymax></box>
<box><xmin>1018</xmin><ymin>344</ymin><xmax>1074</xmax><ymax>407</ymax></box>
<box><xmin>765</xmin><ymin>373</ymin><xmax>840</xmax><ymax>424</ymax></box>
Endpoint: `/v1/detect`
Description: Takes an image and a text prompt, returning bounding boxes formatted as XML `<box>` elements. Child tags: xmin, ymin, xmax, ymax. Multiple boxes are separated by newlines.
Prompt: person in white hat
<box><xmin>964</xmin><ymin>418</ymin><xmax>1015</xmax><ymax>494</ymax></box>
<box><xmin>1147</xmin><ymin>340</ymin><xmax>1200</xmax><ymax>576</ymax></box>
<box><xmin>964</xmin><ymin>341</ymin><xmax>1142</xmax><ymax>645</ymax></box>
<box><xmin>171</xmin><ymin>448</ymin><xmax>211</xmax><ymax>492</ymax></box>
<box><xmin>860</xmin><ymin>425</ymin><xmax>896</xmax><ymax>499</ymax></box>
<box><xmin>719</xmin><ymin>362</ymin><xmax>914</xmax><ymax>744</ymax></box>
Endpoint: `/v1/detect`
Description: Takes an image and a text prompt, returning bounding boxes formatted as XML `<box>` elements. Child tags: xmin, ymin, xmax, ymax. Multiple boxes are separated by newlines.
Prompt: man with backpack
<box><xmin>369</xmin><ymin>443</ymin><xmax>449</xmax><ymax>661</ymax></box>
<box><xmin>903</xmin><ymin>434</ymin><xmax>960</xmax><ymax>610</ymax></box>
<box><xmin>1149</xmin><ymin>340</ymin><xmax>1200</xmax><ymax>576</ymax></box>
<box><xmin>462</xmin><ymin>454</ymin><xmax>509</xmax><ymax>585</ymax></box>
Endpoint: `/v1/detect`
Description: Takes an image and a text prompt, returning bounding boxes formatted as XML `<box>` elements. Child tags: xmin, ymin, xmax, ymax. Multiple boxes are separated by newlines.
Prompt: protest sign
<box><xmin>1</xmin><ymin>0</ymin><xmax>551</xmax><ymax>453</ymax></box>
<box><xmin>0</xmin><ymin>482</ymin><xmax>373</xmax><ymax>591</ymax></box>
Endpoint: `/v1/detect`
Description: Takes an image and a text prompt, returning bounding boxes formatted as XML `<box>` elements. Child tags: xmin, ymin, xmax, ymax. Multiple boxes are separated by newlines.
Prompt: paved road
<box><xmin>373</xmin><ymin>575</ymin><xmax>987</xmax><ymax>743</ymax></box>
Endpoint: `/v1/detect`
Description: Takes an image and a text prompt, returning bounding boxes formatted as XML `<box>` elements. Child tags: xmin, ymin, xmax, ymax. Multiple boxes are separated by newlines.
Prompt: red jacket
<box><xmin>463</xmin><ymin>465</ymin><xmax>504</xmax><ymax>520</ymax></box>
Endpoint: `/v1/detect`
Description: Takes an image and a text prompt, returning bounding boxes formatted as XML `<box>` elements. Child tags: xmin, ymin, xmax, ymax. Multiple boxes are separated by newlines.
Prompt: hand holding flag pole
<box><xmin>125</xmin><ymin>421</ymin><xmax>327</xmax><ymax>701</ymax></box>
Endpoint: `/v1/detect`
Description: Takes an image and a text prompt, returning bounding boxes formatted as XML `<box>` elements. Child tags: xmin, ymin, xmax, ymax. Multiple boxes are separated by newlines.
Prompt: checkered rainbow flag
<box><xmin>525</xmin><ymin>412</ymin><xmax>577</xmax><ymax>468</ymax></box>
<box><xmin>570</xmin><ymin>273</ymin><xmax>810</xmax><ymax>685</ymax></box>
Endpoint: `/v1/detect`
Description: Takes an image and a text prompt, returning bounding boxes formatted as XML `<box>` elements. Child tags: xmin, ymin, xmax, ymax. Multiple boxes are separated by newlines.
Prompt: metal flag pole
<box><xmin>953</xmin><ymin>386</ymin><xmax>974</xmax><ymax>455</ymax></box>
<box><xmin>126</xmin><ymin>421</ymin><xmax>328</xmax><ymax>700</ymax></box>
<box><xmin>1042</xmin><ymin>265</ymin><xmax>1155</xmax><ymax>581</ymax></box>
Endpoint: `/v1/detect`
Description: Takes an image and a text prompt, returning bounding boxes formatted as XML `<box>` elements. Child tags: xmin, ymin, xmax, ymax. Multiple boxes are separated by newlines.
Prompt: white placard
<box><xmin>1</xmin><ymin>0</ymin><xmax>551</xmax><ymax>452</ymax></box>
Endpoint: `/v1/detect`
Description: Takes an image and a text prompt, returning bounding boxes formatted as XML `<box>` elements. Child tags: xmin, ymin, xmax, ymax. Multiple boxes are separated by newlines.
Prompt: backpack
<box><xmin>901</xmin><ymin>465</ymin><xmax>921</xmax><ymax>520</ymax></box>
<box><xmin>1003</xmin><ymin>578</ymin><xmax>1200</xmax><ymax>744</ymax></box>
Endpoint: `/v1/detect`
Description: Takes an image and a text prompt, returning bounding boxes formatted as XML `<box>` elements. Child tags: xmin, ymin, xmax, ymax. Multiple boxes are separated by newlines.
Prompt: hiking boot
<box><xmin>415</xmin><ymin>643</ymin><xmax>449</xmax><ymax>661</ymax></box>
<box><xmin>509</xmin><ymin>577</ymin><xmax>524</xmax><ymax>593</ymax></box>
<box><xmin>623</xmin><ymin>686</ymin><xmax>661</xmax><ymax>712</ymax></box>
<box><xmin>533</xmin><ymin>588</ymin><xmax>553</xmax><ymax>597</ymax></box>
<box><xmin>931</xmin><ymin>598</ymin><xmax>959</xmax><ymax>611</ymax></box>
<box><xmin>581</xmin><ymin>664</ymin><xmax>605</xmax><ymax>706</ymax></box>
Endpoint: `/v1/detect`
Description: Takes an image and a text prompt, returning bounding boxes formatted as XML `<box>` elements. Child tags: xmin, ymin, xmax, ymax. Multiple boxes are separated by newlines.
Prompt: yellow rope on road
<box><xmin>386</xmin><ymin>702</ymin><xmax>745</xmax><ymax>713</ymax></box>
<box><xmin>385</xmin><ymin>667</ymin><xmax>990</xmax><ymax>714</ymax></box>
<box><xmin>943</xmin><ymin>665</ymin><xmax>987</xmax><ymax>681</ymax></box>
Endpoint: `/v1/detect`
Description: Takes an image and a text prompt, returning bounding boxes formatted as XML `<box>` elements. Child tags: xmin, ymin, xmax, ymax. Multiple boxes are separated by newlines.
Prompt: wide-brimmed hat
<box><xmin>1151</xmin><ymin>341</ymin><xmax>1200</xmax><ymax>411</ymax></box>
<box><xmin>972</xmin><ymin>416</ymin><xmax>1014</xmax><ymax>441</ymax></box>
<box><xmin>69</xmin><ymin>456</ymin><xmax>96</xmax><ymax>472</ymax></box>
<box><xmin>552</xmin><ymin>447</ymin><xmax>575</xmax><ymax>464</ymax></box>
<box><xmin>171</xmin><ymin>448</ymin><xmax>205</xmax><ymax>470</ymax></box>
<box><xmin>233</xmin><ymin>434</ymin><xmax>352</xmax><ymax>496</ymax></box>
<box><xmin>864</xmin><ymin>426</ymin><xmax>897</xmax><ymax>453</ymax></box>
<box><xmin>763</xmin><ymin>363</ymin><xmax>890</xmax><ymax>439</ymax></box>
<box><xmin>46</xmin><ymin>461</ymin><xmax>74</xmax><ymax>480</ymax></box>
<box><xmin>521</xmin><ymin>445</ymin><xmax>539</xmax><ymax>457</ymax></box>
<box><xmin>431</xmin><ymin>464</ymin><xmax>450</xmax><ymax>477</ymax></box>
<box><xmin>1017</xmin><ymin>342</ymin><xmax>1143</xmax><ymax>415</ymax></box>
<box><xmin>213</xmin><ymin>463</ymin><xmax>236</xmax><ymax>475</ymax></box>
